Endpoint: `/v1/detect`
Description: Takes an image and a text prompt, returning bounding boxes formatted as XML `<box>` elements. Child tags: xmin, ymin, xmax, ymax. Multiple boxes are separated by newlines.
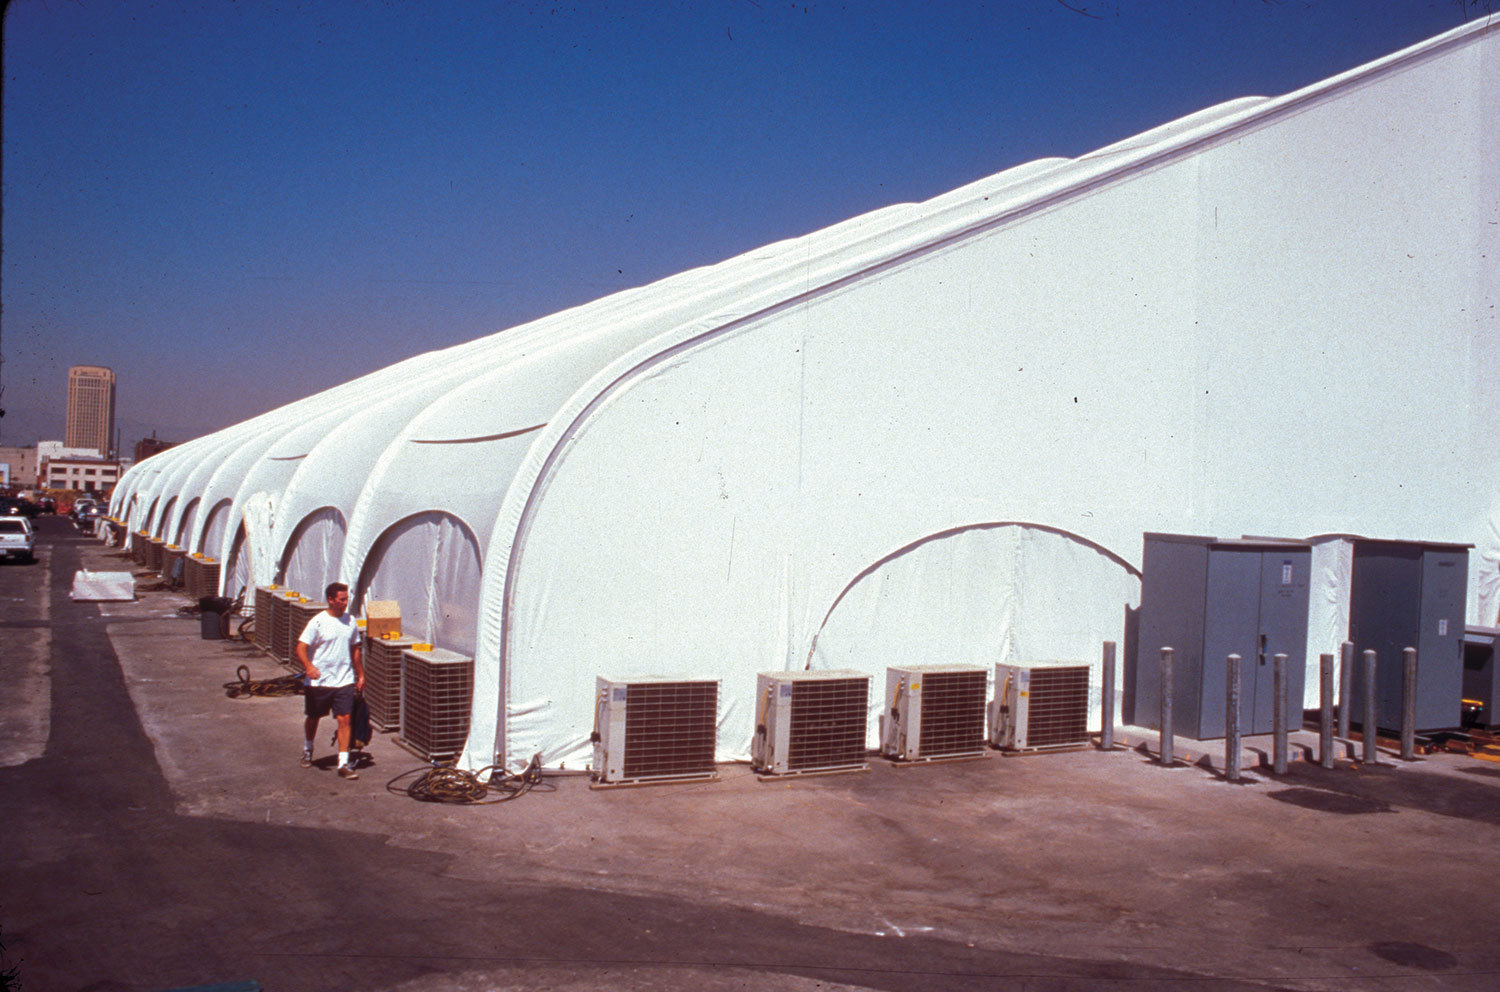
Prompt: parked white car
<box><xmin>0</xmin><ymin>517</ymin><xmax>35</xmax><ymax>563</ymax></box>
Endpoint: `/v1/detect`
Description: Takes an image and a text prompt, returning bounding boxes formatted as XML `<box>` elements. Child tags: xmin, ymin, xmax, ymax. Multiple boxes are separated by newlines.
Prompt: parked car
<box><xmin>0</xmin><ymin>496</ymin><xmax>41</xmax><ymax>518</ymax></box>
<box><xmin>0</xmin><ymin>517</ymin><xmax>35</xmax><ymax>563</ymax></box>
<box><xmin>74</xmin><ymin>503</ymin><xmax>104</xmax><ymax>528</ymax></box>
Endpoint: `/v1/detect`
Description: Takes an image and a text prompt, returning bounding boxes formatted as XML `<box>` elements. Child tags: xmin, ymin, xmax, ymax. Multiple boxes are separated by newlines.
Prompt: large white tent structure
<box><xmin>112</xmin><ymin>18</ymin><xmax>1499</xmax><ymax>775</ymax></box>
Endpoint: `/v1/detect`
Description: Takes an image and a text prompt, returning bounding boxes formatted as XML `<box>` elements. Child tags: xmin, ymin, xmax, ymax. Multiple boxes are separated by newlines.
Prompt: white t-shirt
<box><xmin>299</xmin><ymin>611</ymin><xmax>360</xmax><ymax>688</ymax></box>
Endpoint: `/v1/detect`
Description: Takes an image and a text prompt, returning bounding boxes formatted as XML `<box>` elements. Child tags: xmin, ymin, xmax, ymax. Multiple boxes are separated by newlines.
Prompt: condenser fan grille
<box><xmin>1023</xmin><ymin>666</ymin><xmax>1091</xmax><ymax>748</ymax></box>
<box><xmin>623</xmin><ymin>681</ymin><xmax>717</xmax><ymax>779</ymax></box>
<box><xmin>400</xmin><ymin>650</ymin><xmax>474</xmax><ymax>762</ymax></box>
<box><xmin>787</xmin><ymin>678</ymin><xmax>868</xmax><ymax>771</ymax></box>
<box><xmin>362</xmin><ymin>636</ymin><xmax>413</xmax><ymax>732</ymax></box>
<box><xmin>919</xmin><ymin>670</ymin><xmax>988</xmax><ymax>756</ymax></box>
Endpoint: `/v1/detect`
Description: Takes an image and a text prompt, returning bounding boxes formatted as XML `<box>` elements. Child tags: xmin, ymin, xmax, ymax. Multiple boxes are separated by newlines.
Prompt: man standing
<box><xmin>296</xmin><ymin>582</ymin><xmax>365</xmax><ymax>779</ymax></box>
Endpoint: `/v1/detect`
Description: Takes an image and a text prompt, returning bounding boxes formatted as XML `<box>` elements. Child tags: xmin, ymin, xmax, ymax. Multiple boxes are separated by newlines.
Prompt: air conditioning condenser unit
<box><xmin>752</xmin><ymin>670</ymin><xmax>870</xmax><ymax>777</ymax></box>
<box><xmin>592</xmin><ymin>676</ymin><xmax>719</xmax><ymax>787</ymax></box>
<box><xmin>989</xmin><ymin>661</ymin><xmax>1092</xmax><ymax>753</ymax></box>
<box><xmin>879</xmin><ymin>664</ymin><xmax>988</xmax><ymax>762</ymax></box>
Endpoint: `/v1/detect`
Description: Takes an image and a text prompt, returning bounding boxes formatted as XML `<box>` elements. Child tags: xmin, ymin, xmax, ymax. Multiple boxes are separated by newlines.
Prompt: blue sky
<box><xmin>0</xmin><ymin>0</ymin><xmax>1479</xmax><ymax>449</ymax></box>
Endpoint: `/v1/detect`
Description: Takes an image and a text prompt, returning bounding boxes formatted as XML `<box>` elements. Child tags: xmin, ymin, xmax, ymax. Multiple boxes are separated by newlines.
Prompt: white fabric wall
<box><xmin>174</xmin><ymin>498</ymin><xmax>200</xmax><ymax>548</ymax></box>
<box><xmin>465</xmin><ymin>20</ymin><xmax>1498</xmax><ymax>772</ymax></box>
<box><xmin>357</xmin><ymin>512</ymin><xmax>482</xmax><ymax>656</ymax></box>
<box><xmin>279</xmin><ymin>507</ymin><xmax>348</xmax><ymax>598</ymax></box>
<box><xmin>225</xmin><ymin>525</ymin><xmax>251</xmax><ymax>600</ymax></box>
<box><xmin>200</xmin><ymin>499</ymin><xmax>232</xmax><ymax>572</ymax></box>
<box><xmin>157</xmin><ymin>497</ymin><xmax>177</xmax><ymax>540</ymax></box>
<box><xmin>809</xmin><ymin>524</ymin><xmax>1141</xmax><ymax>745</ymax></box>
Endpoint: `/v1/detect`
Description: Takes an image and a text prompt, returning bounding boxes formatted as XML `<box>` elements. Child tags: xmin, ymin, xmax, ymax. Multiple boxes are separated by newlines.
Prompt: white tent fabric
<box><xmin>174</xmin><ymin>497</ymin><xmax>199</xmax><ymax>549</ymax></box>
<box><xmin>355</xmin><ymin>512</ymin><xmax>482</xmax><ymax>656</ymax></box>
<box><xmin>808</xmin><ymin>524</ymin><xmax>1142</xmax><ymax>743</ymax></box>
<box><xmin>279</xmin><ymin>506</ymin><xmax>347</xmax><ymax>596</ymax></box>
<box><xmin>103</xmin><ymin>19</ymin><xmax>1498</xmax><ymax>777</ymax></box>
<box><xmin>463</xmin><ymin>18</ymin><xmax>1499</xmax><ymax>772</ymax></box>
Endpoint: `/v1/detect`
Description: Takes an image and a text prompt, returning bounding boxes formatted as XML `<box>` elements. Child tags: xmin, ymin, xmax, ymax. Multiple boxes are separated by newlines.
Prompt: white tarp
<box><xmin>70</xmin><ymin>571</ymin><xmax>134</xmax><ymax>602</ymax></box>
<box><xmin>356</xmin><ymin>511</ymin><xmax>482</xmax><ymax>656</ymax></box>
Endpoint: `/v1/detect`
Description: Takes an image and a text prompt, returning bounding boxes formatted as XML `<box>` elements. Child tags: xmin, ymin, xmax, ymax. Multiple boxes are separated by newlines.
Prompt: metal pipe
<box><xmin>1273</xmin><ymin>652</ymin><xmax>1289</xmax><ymax>775</ymax></box>
<box><xmin>1338</xmin><ymin>640</ymin><xmax>1354</xmax><ymax>742</ymax></box>
<box><xmin>1362</xmin><ymin>649</ymin><xmax>1378</xmax><ymax>765</ymax></box>
<box><xmin>1401</xmin><ymin>646</ymin><xmax>1417</xmax><ymax>761</ymax></box>
<box><xmin>1100</xmin><ymin>641</ymin><xmax>1116</xmax><ymax>751</ymax></box>
<box><xmin>1159</xmin><ymin>647</ymin><xmax>1175</xmax><ymax>767</ymax></box>
<box><xmin>1319</xmin><ymin>652</ymin><xmax>1335</xmax><ymax>769</ymax></box>
<box><xmin>1225</xmin><ymin>653</ymin><xmax>1241</xmax><ymax>781</ymax></box>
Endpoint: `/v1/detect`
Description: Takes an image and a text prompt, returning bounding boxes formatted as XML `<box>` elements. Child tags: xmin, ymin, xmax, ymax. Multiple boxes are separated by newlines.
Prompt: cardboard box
<box><xmin>366</xmin><ymin>600</ymin><xmax>401</xmax><ymax>640</ymax></box>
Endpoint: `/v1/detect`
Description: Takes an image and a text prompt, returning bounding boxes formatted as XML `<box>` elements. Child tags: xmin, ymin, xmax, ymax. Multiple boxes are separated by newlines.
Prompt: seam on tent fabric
<box><xmin>265</xmin><ymin>454</ymin><xmax>309</xmax><ymax>461</ymax></box>
<box><xmin>409</xmin><ymin>424</ymin><xmax>547</xmax><ymax>444</ymax></box>
<box><xmin>801</xmin><ymin>521</ymin><xmax>1142</xmax><ymax>669</ymax></box>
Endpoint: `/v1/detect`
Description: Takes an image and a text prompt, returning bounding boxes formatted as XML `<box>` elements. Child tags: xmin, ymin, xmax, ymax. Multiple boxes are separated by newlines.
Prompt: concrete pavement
<box><xmin>2</xmin><ymin>515</ymin><xmax>1499</xmax><ymax>991</ymax></box>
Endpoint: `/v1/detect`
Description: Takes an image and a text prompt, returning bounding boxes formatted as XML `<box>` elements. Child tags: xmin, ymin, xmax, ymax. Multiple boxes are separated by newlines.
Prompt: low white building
<box><xmin>46</xmin><ymin>455</ymin><xmax>121</xmax><ymax>495</ymax></box>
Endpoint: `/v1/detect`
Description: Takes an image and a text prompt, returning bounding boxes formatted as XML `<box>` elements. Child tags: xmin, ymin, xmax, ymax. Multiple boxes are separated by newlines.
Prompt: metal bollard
<box><xmin>1225</xmin><ymin>653</ymin><xmax>1242</xmax><ymax>781</ymax></box>
<box><xmin>1273</xmin><ymin>652</ymin><xmax>1289</xmax><ymax>775</ymax></box>
<box><xmin>1362</xmin><ymin>649</ymin><xmax>1378</xmax><ymax>765</ymax></box>
<box><xmin>1338</xmin><ymin>641</ymin><xmax>1354</xmax><ymax>742</ymax></box>
<box><xmin>1401</xmin><ymin>646</ymin><xmax>1417</xmax><ymax>761</ymax></box>
<box><xmin>1319</xmin><ymin>653</ymin><xmax>1335</xmax><ymax>769</ymax></box>
<box><xmin>1159</xmin><ymin>647</ymin><xmax>1175</xmax><ymax>766</ymax></box>
<box><xmin>1100</xmin><ymin>641</ymin><xmax>1116</xmax><ymax>751</ymax></box>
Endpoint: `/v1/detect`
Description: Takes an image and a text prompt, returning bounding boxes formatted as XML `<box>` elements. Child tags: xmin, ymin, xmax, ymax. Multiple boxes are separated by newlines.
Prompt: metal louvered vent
<box><xmin>268</xmin><ymin>592</ymin><xmax>292</xmax><ymax>662</ymax></box>
<box><xmin>286</xmin><ymin>599</ymin><xmax>325</xmax><ymax>669</ymax></box>
<box><xmin>362</xmin><ymin>634</ymin><xmax>417</xmax><ymax>732</ymax></box>
<box><xmin>753</xmin><ymin>671</ymin><xmax>870</xmax><ymax>777</ymax></box>
<box><xmin>990</xmin><ymin>662</ymin><xmax>1091</xmax><ymax>752</ymax></box>
<box><xmin>253</xmin><ymin>586</ymin><xmax>274</xmax><ymax>650</ymax></box>
<box><xmin>397</xmin><ymin>648</ymin><xmax>474</xmax><ymax>762</ymax></box>
<box><xmin>201</xmin><ymin>560</ymin><xmax>221</xmax><ymax>601</ymax></box>
<box><xmin>880</xmin><ymin>665</ymin><xmax>989</xmax><ymax>762</ymax></box>
<box><xmin>161</xmin><ymin>546</ymin><xmax>185</xmax><ymax>586</ymax></box>
<box><xmin>593</xmin><ymin>677</ymin><xmax>719</xmax><ymax>786</ymax></box>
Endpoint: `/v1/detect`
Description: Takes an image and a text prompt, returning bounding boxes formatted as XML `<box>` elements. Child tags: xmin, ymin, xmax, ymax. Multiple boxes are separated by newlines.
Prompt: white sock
<box><xmin>338</xmin><ymin>750</ymin><xmax>349</xmax><ymax>767</ymax></box>
<box><xmin>304</xmin><ymin>740</ymin><xmax>313</xmax><ymax>753</ymax></box>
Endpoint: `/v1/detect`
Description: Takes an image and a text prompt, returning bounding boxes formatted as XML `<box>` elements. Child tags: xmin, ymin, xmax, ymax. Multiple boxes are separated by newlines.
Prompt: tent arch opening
<box><xmin>356</xmin><ymin>511</ymin><xmax>482</xmax><ymax>656</ymax></box>
<box><xmin>225</xmin><ymin>524</ymin><xmax>252</xmax><ymax>600</ymax></box>
<box><xmin>807</xmin><ymin>521</ymin><xmax>1143</xmax><ymax>740</ymax></box>
<box><xmin>275</xmin><ymin>506</ymin><xmax>349</xmax><ymax>597</ymax></box>
<box><xmin>157</xmin><ymin>497</ymin><xmax>177</xmax><ymax>540</ymax></box>
<box><xmin>175</xmin><ymin>497</ymin><xmax>200</xmax><ymax>548</ymax></box>
<box><xmin>200</xmin><ymin>498</ymin><xmax>234</xmax><ymax>559</ymax></box>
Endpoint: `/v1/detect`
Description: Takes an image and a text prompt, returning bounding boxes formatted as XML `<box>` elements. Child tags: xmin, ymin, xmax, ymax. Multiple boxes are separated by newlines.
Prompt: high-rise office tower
<box><xmin>65</xmin><ymin>365</ymin><xmax>116</xmax><ymax>456</ymax></box>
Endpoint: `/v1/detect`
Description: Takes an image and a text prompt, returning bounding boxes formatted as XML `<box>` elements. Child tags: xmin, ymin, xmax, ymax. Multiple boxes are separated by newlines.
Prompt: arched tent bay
<box><xmin>355</xmin><ymin>511</ymin><xmax>482</xmax><ymax>656</ymax></box>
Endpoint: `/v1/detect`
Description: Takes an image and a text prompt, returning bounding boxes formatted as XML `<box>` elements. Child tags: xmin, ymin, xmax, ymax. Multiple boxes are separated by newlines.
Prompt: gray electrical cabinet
<box><xmin>1126</xmin><ymin>533</ymin><xmax>1310</xmax><ymax>740</ymax></box>
<box><xmin>1463</xmin><ymin>626</ymin><xmax>1499</xmax><ymax>730</ymax></box>
<box><xmin>1347</xmin><ymin>540</ymin><xmax>1468</xmax><ymax>734</ymax></box>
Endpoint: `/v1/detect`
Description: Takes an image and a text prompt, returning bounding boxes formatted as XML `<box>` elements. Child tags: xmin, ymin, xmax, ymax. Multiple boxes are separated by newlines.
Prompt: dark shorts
<box><xmin>304</xmin><ymin>683</ymin><xmax>356</xmax><ymax>720</ymax></box>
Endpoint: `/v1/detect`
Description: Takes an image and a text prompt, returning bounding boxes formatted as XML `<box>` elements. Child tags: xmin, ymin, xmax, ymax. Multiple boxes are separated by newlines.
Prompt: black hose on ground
<box><xmin>223</xmin><ymin>664</ymin><xmax>305</xmax><ymax>699</ymax></box>
<box><xmin>386</xmin><ymin>755</ymin><xmax>549</xmax><ymax>805</ymax></box>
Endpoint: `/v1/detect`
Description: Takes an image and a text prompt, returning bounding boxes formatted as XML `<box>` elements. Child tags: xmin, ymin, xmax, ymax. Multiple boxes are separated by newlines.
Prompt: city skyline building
<box><xmin>65</xmin><ymin>365</ymin><xmax>115</xmax><ymax>456</ymax></box>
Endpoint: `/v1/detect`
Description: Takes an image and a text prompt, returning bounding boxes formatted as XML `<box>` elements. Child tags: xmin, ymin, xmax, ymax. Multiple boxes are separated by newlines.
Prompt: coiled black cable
<box><xmin>223</xmin><ymin>664</ymin><xmax>305</xmax><ymax>699</ymax></box>
<box><xmin>386</xmin><ymin>755</ymin><xmax>549</xmax><ymax>805</ymax></box>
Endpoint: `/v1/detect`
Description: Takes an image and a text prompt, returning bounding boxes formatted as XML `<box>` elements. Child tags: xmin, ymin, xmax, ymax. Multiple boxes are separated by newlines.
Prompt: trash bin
<box><xmin>199</xmin><ymin>595</ymin><xmax>233</xmax><ymax>640</ymax></box>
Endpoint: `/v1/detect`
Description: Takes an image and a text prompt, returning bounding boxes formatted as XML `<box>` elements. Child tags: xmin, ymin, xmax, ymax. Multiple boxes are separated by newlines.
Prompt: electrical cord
<box><xmin>223</xmin><ymin>664</ymin><xmax>305</xmax><ymax>699</ymax></box>
<box><xmin>385</xmin><ymin>754</ymin><xmax>550</xmax><ymax>805</ymax></box>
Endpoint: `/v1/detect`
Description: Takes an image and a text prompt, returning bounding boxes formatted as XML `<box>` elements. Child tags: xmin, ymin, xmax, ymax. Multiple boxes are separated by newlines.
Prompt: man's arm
<box><xmin>297</xmin><ymin>630</ymin><xmax>320</xmax><ymax>680</ymax></box>
<box><xmin>351</xmin><ymin>640</ymin><xmax>365</xmax><ymax>690</ymax></box>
